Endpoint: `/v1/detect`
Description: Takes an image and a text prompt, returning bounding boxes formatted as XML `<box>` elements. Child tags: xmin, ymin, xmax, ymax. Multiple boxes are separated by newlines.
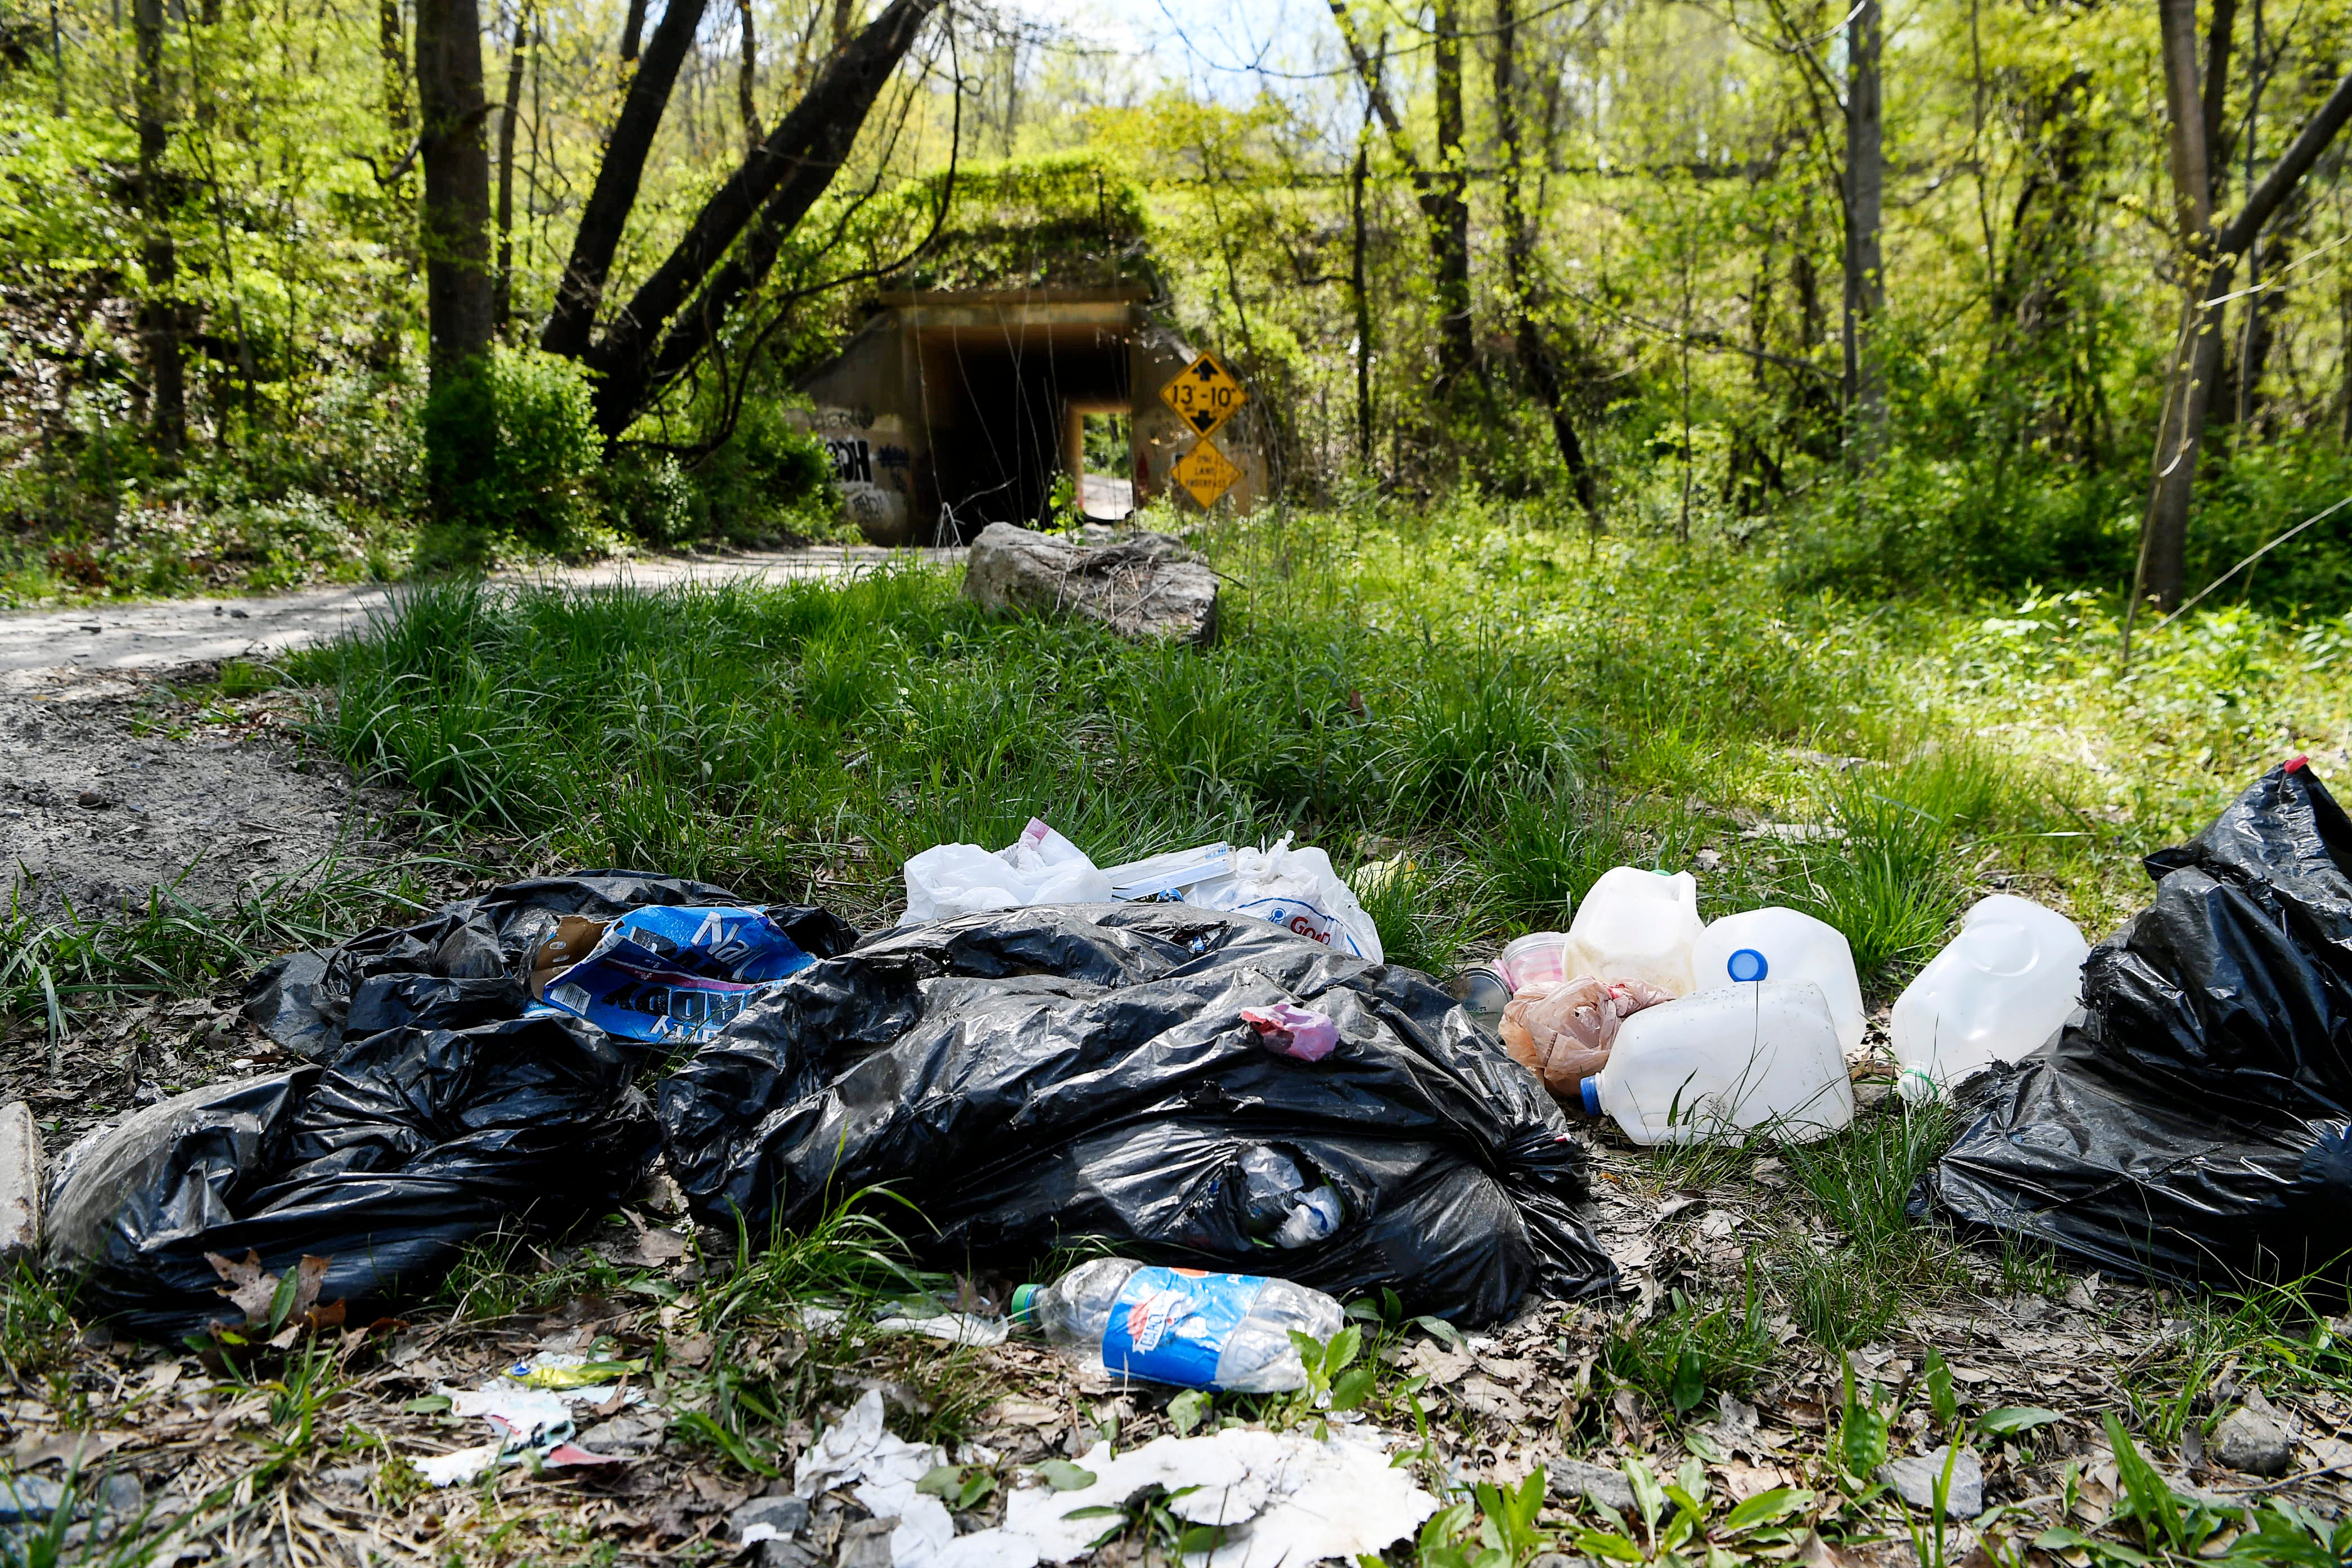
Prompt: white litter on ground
<box><xmin>790</xmin><ymin>1392</ymin><xmax>1434</xmax><ymax>1568</ymax></box>
<box><xmin>413</xmin><ymin>1355</ymin><xmax>642</xmax><ymax>1487</ymax></box>
<box><xmin>794</xmin><ymin>1388</ymin><xmax>947</xmax><ymax>1518</ymax></box>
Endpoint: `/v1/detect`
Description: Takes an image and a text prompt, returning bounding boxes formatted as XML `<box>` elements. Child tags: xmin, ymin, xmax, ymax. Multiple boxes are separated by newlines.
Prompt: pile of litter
<box><xmin>659</xmin><ymin>901</ymin><xmax>1619</xmax><ymax>1320</ymax></box>
<box><xmin>760</xmin><ymin>1389</ymin><xmax>1436</xmax><ymax>1568</ymax></box>
<box><xmin>1923</xmin><ymin>759</ymin><xmax>2352</xmax><ymax>1284</ymax></box>
<box><xmin>1463</xmin><ymin>859</ymin><xmax>2087</xmax><ymax>1146</ymax></box>
<box><xmin>45</xmin><ymin>874</ymin><xmax>857</xmax><ymax>1337</ymax></box>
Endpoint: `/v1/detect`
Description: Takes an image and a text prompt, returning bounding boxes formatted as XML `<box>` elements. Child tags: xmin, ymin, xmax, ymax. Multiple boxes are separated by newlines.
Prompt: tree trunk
<box><xmin>540</xmin><ymin>0</ymin><xmax>711</xmax><ymax>357</ymax></box>
<box><xmin>1842</xmin><ymin>0</ymin><xmax>1885</xmax><ymax>466</ymax></box>
<box><xmin>568</xmin><ymin>0</ymin><xmax>943</xmax><ymax>436</ymax></box>
<box><xmin>132</xmin><ymin>0</ymin><xmax>183</xmax><ymax>453</ymax></box>
<box><xmin>2139</xmin><ymin>0</ymin><xmax>2352</xmax><ymax>611</ymax></box>
<box><xmin>378</xmin><ymin>0</ymin><xmax>410</xmax><ymax>140</ymax></box>
<box><xmin>832</xmin><ymin>0</ymin><xmax>856</xmax><ymax>50</ymax></box>
<box><xmin>1326</xmin><ymin>1</ymin><xmax>1475</xmax><ymax>399</ymax></box>
<box><xmin>416</xmin><ymin>0</ymin><xmax>496</xmax><ymax>521</ymax></box>
<box><xmin>736</xmin><ymin>0</ymin><xmax>761</xmax><ymax>148</ymax></box>
<box><xmin>1430</xmin><ymin>0</ymin><xmax>1472</xmax><ymax>391</ymax></box>
<box><xmin>620</xmin><ymin>0</ymin><xmax>645</xmax><ymax>60</ymax></box>
<box><xmin>493</xmin><ymin>6</ymin><xmax>525</xmax><ymax>331</ymax></box>
<box><xmin>1351</xmin><ymin>125</ymin><xmax>1373</xmax><ymax>470</ymax></box>
<box><xmin>1493</xmin><ymin>0</ymin><xmax>1594</xmax><ymax>516</ymax></box>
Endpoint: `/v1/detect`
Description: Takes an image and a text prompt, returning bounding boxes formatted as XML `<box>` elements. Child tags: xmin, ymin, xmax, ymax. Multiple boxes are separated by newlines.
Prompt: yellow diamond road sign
<box><xmin>1161</xmin><ymin>353</ymin><xmax>1247</xmax><ymax>439</ymax></box>
<box><xmin>1171</xmin><ymin>438</ymin><xmax>1241</xmax><ymax>509</ymax></box>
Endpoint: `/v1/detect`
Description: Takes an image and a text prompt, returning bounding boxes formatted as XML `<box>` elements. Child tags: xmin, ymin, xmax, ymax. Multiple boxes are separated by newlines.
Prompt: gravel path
<box><xmin>1</xmin><ymin>547</ymin><xmax>956</xmax><ymax>914</ymax></box>
<box><xmin>0</xmin><ymin>546</ymin><xmax>956</xmax><ymax>674</ymax></box>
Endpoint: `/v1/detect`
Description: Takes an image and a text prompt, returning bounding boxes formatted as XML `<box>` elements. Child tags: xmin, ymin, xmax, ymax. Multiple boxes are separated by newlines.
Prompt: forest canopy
<box><xmin>6</xmin><ymin>0</ymin><xmax>2352</xmax><ymax>609</ymax></box>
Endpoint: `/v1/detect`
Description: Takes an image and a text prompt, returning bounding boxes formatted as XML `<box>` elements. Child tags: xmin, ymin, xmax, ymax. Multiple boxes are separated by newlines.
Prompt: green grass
<box><xmin>283</xmin><ymin>506</ymin><xmax>2106</xmax><ymax>968</ymax></box>
<box><xmin>0</xmin><ymin>855</ymin><xmax>465</xmax><ymax>1046</ymax></box>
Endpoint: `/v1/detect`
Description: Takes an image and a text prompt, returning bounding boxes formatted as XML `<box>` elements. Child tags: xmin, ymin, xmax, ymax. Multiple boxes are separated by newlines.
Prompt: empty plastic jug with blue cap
<box><xmin>1578</xmin><ymin>958</ymin><xmax>1856</xmax><ymax>1145</ymax></box>
<box><xmin>1691</xmin><ymin>907</ymin><xmax>1868</xmax><ymax>1054</ymax></box>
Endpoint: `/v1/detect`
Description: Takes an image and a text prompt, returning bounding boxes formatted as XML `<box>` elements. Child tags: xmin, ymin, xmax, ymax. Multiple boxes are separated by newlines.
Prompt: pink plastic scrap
<box><xmin>1241</xmin><ymin>1003</ymin><xmax>1339</xmax><ymax>1062</ymax></box>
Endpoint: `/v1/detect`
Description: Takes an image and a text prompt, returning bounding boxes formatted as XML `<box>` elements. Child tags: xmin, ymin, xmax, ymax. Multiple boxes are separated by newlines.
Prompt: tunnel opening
<box><xmin>917</xmin><ymin>321</ymin><xmax>1130</xmax><ymax>538</ymax></box>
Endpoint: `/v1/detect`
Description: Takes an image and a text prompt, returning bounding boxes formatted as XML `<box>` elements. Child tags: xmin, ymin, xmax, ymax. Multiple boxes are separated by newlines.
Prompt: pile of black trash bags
<box><xmin>1923</xmin><ymin>759</ymin><xmax>2352</xmax><ymax>1286</ymax></box>
<box><xmin>48</xmin><ymin>879</ymin><xmax>1618</xmax><ymax>1338</ymax></box>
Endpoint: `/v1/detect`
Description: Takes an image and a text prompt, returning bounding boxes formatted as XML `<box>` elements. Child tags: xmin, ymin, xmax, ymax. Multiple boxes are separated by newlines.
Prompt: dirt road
<box><xmin>1</xmin><ymin>547</ymin><xmax>955</xmax><ymax>915</ymax></box>
<box><xmin>0</xmin><ymin>546</ymin><xmax>953</xmax><ymax>674</ymax></box>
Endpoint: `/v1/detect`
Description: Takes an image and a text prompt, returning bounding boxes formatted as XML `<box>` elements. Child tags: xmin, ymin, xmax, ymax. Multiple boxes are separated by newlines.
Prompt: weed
<box><xmin>1600</xmin><ymin>1284</ymin><xmax>1773</xmax><ymax>1417</ymax></box>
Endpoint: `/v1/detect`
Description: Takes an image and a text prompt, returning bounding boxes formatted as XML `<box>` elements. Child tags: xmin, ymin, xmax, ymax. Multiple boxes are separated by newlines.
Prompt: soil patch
<box><xmin>1</xmin><ymin>663</ymin><xmax>403</xmax><ymax>917</ymax></box>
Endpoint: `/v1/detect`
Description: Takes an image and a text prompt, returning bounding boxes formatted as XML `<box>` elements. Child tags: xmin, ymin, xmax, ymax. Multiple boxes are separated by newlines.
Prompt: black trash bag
<box><xmin>45</xmin><ymin>1016</ymin><xmax>656</xmax><ymax>1339</ymax></box>
<box><xmin>1919</xmin><ymin>758</ymin><xmax>2352</xmax><ymax>1286</ymax></box>
<box><xmin>57</xmin><ymin>872</ymin><xmax>861</xmax><ymax>1338</ymax></box>
<box><xmin>241</xmin><ymin>871</ymin><xmax>858</xmax><ymax>1058</ymax></box>
<box><xmin>658</xmin><ymin>903</ymin><xmax>1619</xmax><ymax>1323</ymax></box>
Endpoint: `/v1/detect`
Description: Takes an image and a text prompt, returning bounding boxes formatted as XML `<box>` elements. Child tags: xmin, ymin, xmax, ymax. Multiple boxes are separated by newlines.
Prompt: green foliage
<box><xmin>823</xmin><ymin>153</ymin><xmax>1156</xmax><ymax>296</ymax></box>
<box><xmin>1600</xmin><ymin>1287</ymin><xmax>1772</xmax><ymax>1416</ymax></box>
<box><xmin>418</xmin><ymin>347</ymin><xmax>607</xmax><ymax>563</ymax></box>
<box><xmin>677</xmin><ymin>395</ymin><xmax>839</xmax><ymax>542</ymax></box>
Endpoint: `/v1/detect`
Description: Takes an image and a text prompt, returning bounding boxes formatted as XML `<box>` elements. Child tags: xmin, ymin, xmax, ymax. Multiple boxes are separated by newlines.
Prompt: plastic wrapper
<box><xmin>55</xmin><ymin>874</ymin><xmax>858</xmax><ymax>1337</ymax></box>
<box><xmin>242</xmin><ymin>871</ymin><xmax>854</xmax><ymax>1059</ymax></box>
<box><xmin>1918</xmin><ymin>759</ymin><xmax>2352</xmax><ymax>1285</ymax></box>
<box><xmin>1500</xmin><ymin>976</ymin><xmax>1673</xmax><ymax>1100</ymax></box>
<box><xmin>658</xmin><ymin>903</ymin><xmax>1619</xmax><ymax>1322</ymax></box>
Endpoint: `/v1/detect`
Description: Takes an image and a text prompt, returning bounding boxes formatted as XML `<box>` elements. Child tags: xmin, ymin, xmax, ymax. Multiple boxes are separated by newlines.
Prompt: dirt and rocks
<box><xmin>1</xmin><ymin>663</ymin><xmax>403</xmax><ymax>918</ymax></box>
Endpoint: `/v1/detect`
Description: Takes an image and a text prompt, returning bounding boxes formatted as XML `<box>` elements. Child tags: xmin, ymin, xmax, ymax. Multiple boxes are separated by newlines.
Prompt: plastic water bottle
<box><xmin>1238</xmin><ymin>1146</ymin><xmax>1345</xmax><ymax>1248</ymax></box>
<box><xmin>1009</xmin><ymin>1258</ymin><xmax>1344</xmax><ymax>1392</ymax></box>
<box><xmin>1580</xmin><ymin>981</ymin><xmax>1855</xmax><ymax>1145</ymax></box>
<box><xmin>1891</xmin><ymin>894</ymin><xmax>2088</xmax><ymax>1102</ymax></box>
<box><xmin>1690</xmin><ymin>908</ymin><xmax>1868</xmax><ymax>1054</ymax></box>
<box><xmin>1563</xmin><ymin>868</ymin><xmax>1704</xmax><ymax>995</ymax></box>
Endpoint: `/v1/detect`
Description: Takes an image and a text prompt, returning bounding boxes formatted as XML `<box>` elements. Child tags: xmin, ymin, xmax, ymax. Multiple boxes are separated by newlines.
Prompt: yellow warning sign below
<box><xmin>1160</xmin><ymin>353</ymin><xmax>1248</xmax><ymax>438</ymax></box>
<box><xmin>1170</xmin><ymin>438</ymin><xmax>1241</xmax><ymax>509</ymax></box>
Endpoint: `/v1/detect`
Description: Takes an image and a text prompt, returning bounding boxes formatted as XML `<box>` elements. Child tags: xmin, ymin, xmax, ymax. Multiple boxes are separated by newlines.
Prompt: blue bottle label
<box><xmin>1099</xmin><ymin>1267</ymin><xmax>1268</xmax><ymax>1389</ymax></box>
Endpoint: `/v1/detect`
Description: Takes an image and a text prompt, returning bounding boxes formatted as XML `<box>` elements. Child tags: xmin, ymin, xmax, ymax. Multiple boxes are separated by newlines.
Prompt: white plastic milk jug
<box><xmin>1691</xmin><ymin>907</ymin><xmax>1868</xmax><ymax>1055</ymax></box>
<box><xmin>1563</xmin><ymin>867</ymin><xmax>1703</xmax><ymax>995</ymax></box>
<box><xmin>1580</xmin><ymin>980</ymin><xmax>1855</xmax><ymax>1145</ymax></box>
<box><xmin>1890</xmin><ymin>894</ymin><xmax>2088</xmax><ymax>1102</ymax></box>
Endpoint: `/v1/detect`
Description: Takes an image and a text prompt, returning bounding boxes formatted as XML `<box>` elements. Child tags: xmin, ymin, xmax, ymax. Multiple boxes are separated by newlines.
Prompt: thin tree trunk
<box><xmin>540</xmin><ymin>0</ymin><xmax>712</xmax><ymax>357</ymax></box>
<box><xmin>132</xmin><ymin>0</ymin><xmax>184</xmax><ymax>453</ymax></box>
<box><xmin>2139</xmin><ymin>0</ymin><xmax>2352</xmax><ymax>613</ymax></box>
<box><xmin>1431</xmin><ymin>0</ymin><xmax>1472</xmax><ymax>393</ymax></box>
<box><xmin>620</xmin><ymin>0</ymin><xmax>645</xmax><ymax>60</ymax></box>
<box><xmin>736</xmin><ymin>0</ymin><xmax>761</xmax><ymax>148</ymax></box>
<box><xmin>1351</xmin><ymin>124</ymin><xmax>1373</xmax><ymax>471</ymax></box>
<box><xmin>493</xmin><ymin>5</ymin><xmax>525</xmax><ymax>331</ymax></box>
<box><xmin>416</xmin><ymin>0</ymin><xmax>496</xmax><ymax>519</ymax></box>
<box><xmin>1842</xmin><ymin>0</ymin><xmax>1885</xmax><ymax>467</ymax></box>
<box><xmin>572</xmin><ymin>0</ymin><xmax>943</xmax><ymax>435</ymax></box>
<box><xmin>1494</xmin><ymin>0</ymin><xmax>1594</xmax><ymax>516</ymax></box>
<box><xmin>378</xmin><ymin>0</ymin><xmax>409</xmax><ymax>139</ymax></box>
<box><xmin>832</xmin><ymin>0</ymin><xmax>856</xmax><ymax>50</ymax></box>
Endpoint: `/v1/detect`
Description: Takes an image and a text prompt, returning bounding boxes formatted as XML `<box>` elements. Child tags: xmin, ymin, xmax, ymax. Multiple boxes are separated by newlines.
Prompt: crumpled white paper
<box><xmin>790</xmin><ymin>1390</ymin><xmax>1436</xmax><ymax>1568</ymax></box>
<box><xmin>794</xmin><ymin>1388</ymin><xmax>946</xmax><ymax>1518</ymax></box>
<box><xmin>916</xmin><ymin>1429</ymin><xmax>1431</xmax><ymax>1568</ymax></box>
<box><xmin>799</xmin><ymin>1306</ymin><xmax>1010</xmax><ymax>1348</ymax></box>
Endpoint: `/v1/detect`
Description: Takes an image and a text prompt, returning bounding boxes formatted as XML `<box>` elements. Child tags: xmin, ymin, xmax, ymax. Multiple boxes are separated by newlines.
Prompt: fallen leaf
<box><xmin>670</xmin><ymin>1333</ymin><xmax>713</xmax><ymax>1366</ymax></box>
<box><xmin>204</xmin><ymin>1250</ymin><xmax>278</xmax><ymax>1325</ymax></box>
<box><xmin>1797</xmin><ymin>1530</ymin><xmax>1853</xmax><ymax>1568</ymax></box>
<box><xmin>591</xmin><ymin>1376</ymin><xmax>633</xmax><ymax>1419</ymax></box>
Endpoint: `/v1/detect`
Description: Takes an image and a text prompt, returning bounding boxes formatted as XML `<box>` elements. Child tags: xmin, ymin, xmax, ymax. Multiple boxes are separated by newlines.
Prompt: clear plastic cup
<box><xmin>1498</xmin><ymin>931</ymin><xmax>1571</xmax><ymax>990</ymax></box>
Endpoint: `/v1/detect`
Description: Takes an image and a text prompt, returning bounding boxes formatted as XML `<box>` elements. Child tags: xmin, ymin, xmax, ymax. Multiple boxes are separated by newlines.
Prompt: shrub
<box><xmin>418</xmin><ymin>346</ymin><xmax>605</xmax><ymax>563</ymax></box>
